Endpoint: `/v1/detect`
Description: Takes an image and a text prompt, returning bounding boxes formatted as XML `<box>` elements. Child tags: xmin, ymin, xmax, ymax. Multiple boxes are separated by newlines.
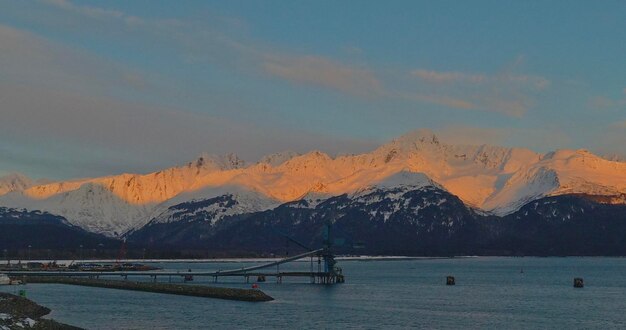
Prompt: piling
<box><xmin>573</xmin><ymin>278</ymin><xmax>584</xmax><ymax>288</ymax></box>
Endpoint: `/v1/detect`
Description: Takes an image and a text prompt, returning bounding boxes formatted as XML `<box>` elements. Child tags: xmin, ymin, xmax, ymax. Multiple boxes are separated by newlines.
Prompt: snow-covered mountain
<box><xmin>0</xmin><ymin>154</ymin><xmax>249</xmax><ymax>236</ymax></box>
<box><xmin>1</xmin><ymin>130</ymin><xmax>625</xmax><ymax>236</ymax></box>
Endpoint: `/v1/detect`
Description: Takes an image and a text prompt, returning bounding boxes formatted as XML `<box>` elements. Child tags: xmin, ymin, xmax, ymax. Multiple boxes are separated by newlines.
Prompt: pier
<box><xmin>4</xmin><ymin>247</ymin><xmax>344</xmax><ymax>284</ymax></box>
<box><xmin>2</xmin><ymin>223</ymin><xmax>345</xmax><ymax>304</ymax></box>
<box><xmin>3</xmin><ymin>223</ymin><xmax>346</xmax><ymax>286</ymax></box>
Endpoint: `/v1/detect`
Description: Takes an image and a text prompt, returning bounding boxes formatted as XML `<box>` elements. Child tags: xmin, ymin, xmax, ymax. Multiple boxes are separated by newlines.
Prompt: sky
<box><xmin>0</xmin><ymin>0</ymin><xmax>625</xmax><ymax>179</ymax></box>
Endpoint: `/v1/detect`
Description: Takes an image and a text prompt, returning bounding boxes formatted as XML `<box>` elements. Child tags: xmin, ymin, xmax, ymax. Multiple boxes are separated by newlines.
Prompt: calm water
<box><xmin>3</xmin><ymin>257</ymin><xmax>626</xmax><ymax>329</ymax></box>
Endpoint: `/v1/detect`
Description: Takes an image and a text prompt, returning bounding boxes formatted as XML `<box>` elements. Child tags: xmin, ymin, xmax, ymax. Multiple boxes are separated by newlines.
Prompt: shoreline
<box><xmin>6</xmin><ymin>255</ymin><xmax>626</xmax><ymax>266</ymax></box>
<box><xmin>0</xmin><ymin>292</ymin><xmax>81</xmax><ymax>329</ymax></box>
<box><xmin>1</xmin><ymin>255</ymin><xmax>468</xmax><ymax>265</ymax></box>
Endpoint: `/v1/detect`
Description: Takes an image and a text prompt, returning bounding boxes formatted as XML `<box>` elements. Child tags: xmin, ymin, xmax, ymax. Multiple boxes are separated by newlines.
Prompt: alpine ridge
<box><xmin>0</xmin><ymin>130</ymin><xmax>625</xmax><ymax>237</ymax></box>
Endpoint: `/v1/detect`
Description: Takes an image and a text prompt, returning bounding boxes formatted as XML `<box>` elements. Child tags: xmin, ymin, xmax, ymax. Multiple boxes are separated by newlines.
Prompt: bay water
<box><xmin>3</xmin><ymin>257</ymin><xmax>626</xmax><ymax>329</ymax></box>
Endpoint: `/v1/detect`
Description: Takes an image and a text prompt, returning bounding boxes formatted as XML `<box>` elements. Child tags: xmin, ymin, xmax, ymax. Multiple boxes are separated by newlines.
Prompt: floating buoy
<box><xmin>446</xmin><ymin>276</ymin><xmax>455</xmax><ymax>285</ymax></box>
<box><xmin>573</xmin><ymin>278</ymin><xmax>584</xmax><ymax>288</ymax></box>
<box><xmin>252</xmin><ymin>283</ymin><xmax>259</xmax><ymax>289</ymax></box>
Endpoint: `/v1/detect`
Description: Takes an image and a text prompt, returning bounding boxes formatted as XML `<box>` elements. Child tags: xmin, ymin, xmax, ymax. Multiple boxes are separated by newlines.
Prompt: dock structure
<box><xmin>4</xmin><ymin>247</ymin><xmax>344</xmax><ymax>284</ymax></box>
<box><xmin>3</xmin><ymin>223</ymin><xmax>345</xmax><ymax>285</ymax></box>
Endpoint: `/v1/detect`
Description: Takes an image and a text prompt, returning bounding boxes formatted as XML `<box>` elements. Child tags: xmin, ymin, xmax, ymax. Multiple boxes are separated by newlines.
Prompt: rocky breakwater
<box><xmin>0</xmin><ymin>292</ymin><xmax>81</xmax><ymax>329</ymax></box>
<box><xmin>24</xmin><ymin>277</ymin><xmax>274</xmax><ymax>302</ymax></box>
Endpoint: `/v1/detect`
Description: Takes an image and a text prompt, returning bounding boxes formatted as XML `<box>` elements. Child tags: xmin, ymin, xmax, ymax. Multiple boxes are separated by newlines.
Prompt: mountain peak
<box><xmin>388</xmin><ymin>129</ymin><xmax>441</xmax><ymax>150</ymax></box>
<box><xmin>190</xmin><ymin>153</ymin><xmax>245</xmax><ymax>171</ymax></box>
<box><xmin>0</xmin><ymin>172</ymin><xmax>33</xmax><ymax>195</ymax></box>
<box><xmin>258</xmin><ymin>151</ymin><xmax>300</xmax><ymax>167</ymax></box>
<box><xmin>542</xmin><ymin>149</ymin><xmax>598</xmax><ymax>161</ymax></box>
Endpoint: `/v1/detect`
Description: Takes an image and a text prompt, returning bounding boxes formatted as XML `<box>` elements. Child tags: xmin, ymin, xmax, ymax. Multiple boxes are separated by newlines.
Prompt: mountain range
<box><xmin>1</xmin><ymin>130</ymin><xmax>625</xmax><ymax>256</ymax></box>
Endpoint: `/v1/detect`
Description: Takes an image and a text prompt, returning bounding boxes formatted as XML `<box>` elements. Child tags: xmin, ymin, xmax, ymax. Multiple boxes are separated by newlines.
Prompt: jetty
<box><xmin>21</xmin><ymin>276</ymin><xmax>273</xmax><ymax>302</ymax></box>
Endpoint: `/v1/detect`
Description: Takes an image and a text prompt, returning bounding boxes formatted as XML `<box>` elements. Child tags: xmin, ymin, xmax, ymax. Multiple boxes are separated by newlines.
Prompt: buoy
<box><xmin>252</xmin><ymin>283</ymin><xmax>259</xmax><ymax>289</ymax></box>
<box><xmin>573</xmin><ymin>278</ymin><xmax>584</xmax><ymax>288</ymax></box>
<box><xmin>446</xmin><ymin>276</ymin><xmax>455</xmax><ymax>285</ymax></box>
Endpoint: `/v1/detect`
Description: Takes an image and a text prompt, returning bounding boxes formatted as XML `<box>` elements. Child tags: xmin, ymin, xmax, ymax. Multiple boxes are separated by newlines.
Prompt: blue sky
<box><xmin>0</xmin><ymin>0</ymin><xmax>625</xmax><ymax>179</ymax></box>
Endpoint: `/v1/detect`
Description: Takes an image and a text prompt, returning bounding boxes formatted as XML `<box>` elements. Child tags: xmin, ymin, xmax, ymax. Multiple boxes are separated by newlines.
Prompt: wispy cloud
<box><xmin>35</xmin><ymin>0</ymin><xmax>552</xmax><ymax>117</ymax></box>
<box><xmin>588</xmin><ymin>92</ymin><xmax>626</xmax><ymax>110</ymax></box>
<box><xmin>0</xmin><ymin>24</ymin><xmax>151</xmax><ymax>96</ymax></box>
<box><xmin>0</xmin><ymin>18</ymin><xmax>378</xmax><ymax>179</ymax></box>
<box><xmin>42</xmin><ymin>0</ymin><xmax>135</xmax><ymax>22</ymax></box>
<box><xmin>41</xmin><ymin>0</ymin><xmax>384</xmax><ymax>98</ymax></box>
<box><xmin>589</xmin><ymin>96</ymin><xmax>617</xmax><ymax>109</ymax></box>
<box><xmin>612</xmin><ymin>120</ymin><xmax>626</xmax><ymax>129</ymax></box>
<box><xmin>412</xmin><ymin>68</ymin><xmax>549</xmax><ymax>90</ymax></box>
<box><xmin>263</xmin><ymin>56</ymin><xmax>381</xmax><ymax>96</ymax></box>
<box><xmin>408</xmin><ymin>59</ymin><xmax>550</xmax><ymax>117</ymax></box>
<box><xmin>412</xmin><ymin>70</ymin><xmax>487</xmax><ymax>84</ymax></box>
<box><xmin>398</xmin><ymin>93</ymin><xmax>476</xmax><ymax>110</ymax></box>
<box><xmin>5</xmin><ymin>0</ymin><xmax>596</xmax><ymax>177</ymax></box>
<box><xmin>0</xmin><ymin>83</ymin><xmax>378</xmax><ymax>179</ymax></box>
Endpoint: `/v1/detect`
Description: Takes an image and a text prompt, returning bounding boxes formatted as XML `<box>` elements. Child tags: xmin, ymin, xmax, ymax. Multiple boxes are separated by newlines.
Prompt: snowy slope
<box><xmin>483</xmin><ymin>149</ymin><xmax>626</xmax><ymax>214</ymax></box>
<box><xmin>147</xmin><ymin>186</ymin><xmax>279</xmax><ymax>225</ymax></box>
<box><xmin>0</xmin><ymin>183</ymin><xmax>154</xmax><ymax>236</ymax></box>
<box><xmin>1</xmin><ymin>130</ymin><xmax>625</xmax><ymax>235</ymax></box>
